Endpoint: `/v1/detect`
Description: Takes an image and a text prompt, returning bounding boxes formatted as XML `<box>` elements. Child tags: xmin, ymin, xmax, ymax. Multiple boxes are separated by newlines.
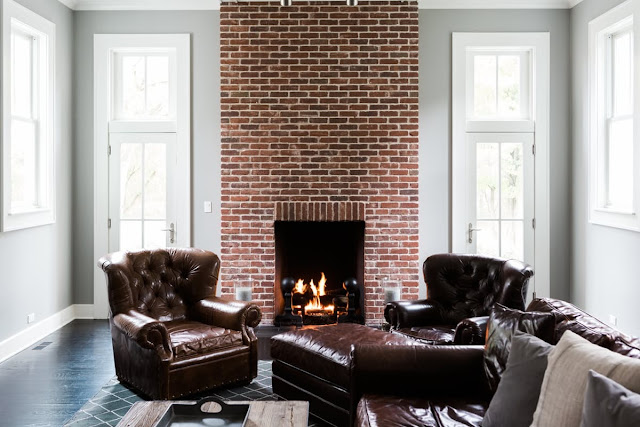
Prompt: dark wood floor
<box><xmin>0</xmin><ymin>320</ymin><xmax>288</xmax><ymax>426</ymax></box>
<box><xmin>0</xmin><ymin>320</ymin><xmax>115</xmax><ymax>426</ymax></box>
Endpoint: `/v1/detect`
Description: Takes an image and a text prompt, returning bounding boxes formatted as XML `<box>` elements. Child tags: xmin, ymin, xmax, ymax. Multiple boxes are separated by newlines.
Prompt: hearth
<box><xmin>274</xmin><ymin>221</ymin><xmax>365</xmax><ymax>325</ymax></box>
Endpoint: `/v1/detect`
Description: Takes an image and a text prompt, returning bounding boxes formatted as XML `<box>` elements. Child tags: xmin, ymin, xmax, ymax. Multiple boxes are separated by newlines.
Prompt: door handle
<box><xmin>468</xmin><ymin>222</ymin><xmax>482</xmax><ymax>244</ymax></box>
<box><xmin>161</xmin><ymin>222</ymin><xmax>175</xmax><ymax>244</ymax></box>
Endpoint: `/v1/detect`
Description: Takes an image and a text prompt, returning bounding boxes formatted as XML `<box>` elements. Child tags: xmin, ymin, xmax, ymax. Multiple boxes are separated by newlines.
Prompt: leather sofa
<box><xmin>385</xmin><ymin>253</ymin><xmax>534</xmax><ymax>345</ymax></box>
<box><xmin>352</xmin><ymin>298</ymin><xmax>640</xmax><ymax>426</ymax></box>
<box><xmin>98</xmin><ymin>248</ymin><xmax>262</xmax><ymax>399</ymax></box>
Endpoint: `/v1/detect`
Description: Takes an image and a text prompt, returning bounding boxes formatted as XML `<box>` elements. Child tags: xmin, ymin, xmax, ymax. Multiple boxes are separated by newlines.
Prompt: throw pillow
<box><xmin>483</xmin><ymin>304</ymin><xmax>555</xmax><ymax>391</ymax></box>
<box><xmin>482</xmin><ymin>331</ymin><xmax>554</xmax><ymax>427</ymax></box>
<box><xmin>580</xmin><ymin>370</ymin><xmax>640</xmax><ymax>427</ymax></box>
<box><xmin>530</xmin><ymin>330</ymin><xmax>640</xmax><ymax>427</ymax></box>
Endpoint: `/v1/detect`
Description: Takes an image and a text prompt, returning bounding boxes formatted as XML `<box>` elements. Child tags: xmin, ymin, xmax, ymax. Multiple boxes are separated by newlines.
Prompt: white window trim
<box><xmin>588</xmin><ymin>0</ymin><xmax>639</xmax><ymax>231</ymax></box>
<box><xmin>452</xmin><ymin>32</ymin><xmax>551</xmax><ymax>300</ymax></box>
<box><xmin>93</xmin><ymin>34</ymin><xmax>191</xmax><ymax>319</ymax></box>
<box><xmin>1</xmin><ymin>0</ymin><xmax>56</xmax><ymax>232</ymax></box>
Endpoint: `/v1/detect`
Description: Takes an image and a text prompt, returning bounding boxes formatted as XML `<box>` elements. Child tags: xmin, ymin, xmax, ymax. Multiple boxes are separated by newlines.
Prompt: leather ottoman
<box><xmin>270</xmin><ymin>323</ymin><xmax>423</xmax><ymax>426</ymax></box>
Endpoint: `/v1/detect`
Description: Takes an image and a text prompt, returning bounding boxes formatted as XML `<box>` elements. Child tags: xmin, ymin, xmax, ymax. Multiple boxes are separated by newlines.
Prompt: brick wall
<box><xmin>220</xmin><ymin>0</ymin><xmax>419</xmax><ymax>324</ymax></box>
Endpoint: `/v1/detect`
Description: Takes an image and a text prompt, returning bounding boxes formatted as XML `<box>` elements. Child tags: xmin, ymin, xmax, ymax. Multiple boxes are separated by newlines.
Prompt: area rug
<box><xmin>64</xmin><ymin>360</ymin><xmax>327</xmax><ymax>426</ymax></box>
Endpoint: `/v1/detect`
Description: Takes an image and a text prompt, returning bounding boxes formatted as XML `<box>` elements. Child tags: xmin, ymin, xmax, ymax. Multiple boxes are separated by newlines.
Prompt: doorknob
<box><xmin>161</xmin><ymin>222</ymin><xmax>175</xmax><ymax>244</ymax></box>
<box><xmin>468</xmin><ymin>222</ymin><xmax>482</xmax><ymax>244</ymax></box>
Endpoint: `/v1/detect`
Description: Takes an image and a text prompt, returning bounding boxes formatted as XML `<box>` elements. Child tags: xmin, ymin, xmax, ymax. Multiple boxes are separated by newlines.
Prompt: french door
<box><xmin>465</xmin><ymin>132</ymin><xmax>534</xmax><ymax>262</ymax></box>
<box><xmin>452</xmin><ymin>32</ymin><xmax>550</xmax><ymax>300</ymax></box>
<box><xmin>108</xmin><ymin>132</ymin><xmax>177</xmax><ymax>251</ymax></box>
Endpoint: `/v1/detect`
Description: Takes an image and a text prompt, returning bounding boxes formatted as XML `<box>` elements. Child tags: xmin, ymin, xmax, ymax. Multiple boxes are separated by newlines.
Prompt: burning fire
<box><xmin>293</xmin><ymin>272</ymin><xmax>335</xmax><ymax>314</ymax></box>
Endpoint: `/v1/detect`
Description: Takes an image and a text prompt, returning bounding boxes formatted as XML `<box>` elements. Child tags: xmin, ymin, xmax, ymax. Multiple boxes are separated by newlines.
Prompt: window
<box><xmin>2</xmin><ymin>0</ymin><xmax>55</xmax><ymax>231</ymax></box>
<box><xmin>467</xmin><ymin>50</ymin><xmax>531</xmax><ymax>120</ymax></box>
<box><xmin>589</xmin><ymin>1</ymin><xmax>638</xmax><ymax>230</ymax></box>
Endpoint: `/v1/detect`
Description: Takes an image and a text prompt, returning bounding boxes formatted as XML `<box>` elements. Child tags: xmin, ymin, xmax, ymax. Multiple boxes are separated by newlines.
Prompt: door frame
<box><xmin>452</xmin><ymin>32</ymin><xmax>550</xmax><ymax>299</ymax></box>
<box><xmin>93</xmin><ymin>34</ymin><xmax>191</xmax><ymax>319</ymax></box>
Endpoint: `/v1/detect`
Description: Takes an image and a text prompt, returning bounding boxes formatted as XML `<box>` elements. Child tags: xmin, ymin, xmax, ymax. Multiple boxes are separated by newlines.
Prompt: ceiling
<box><xmin>57</xmin><ymin>0</ymin><xmax>584</xmax><ymax>11</ymax></box>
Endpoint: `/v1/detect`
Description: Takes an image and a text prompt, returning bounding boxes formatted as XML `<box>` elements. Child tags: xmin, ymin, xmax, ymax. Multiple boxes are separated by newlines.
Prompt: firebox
<box><xmin>274</xmin><ymin>220</ymin><xmax>365</xmax><ymax>325</ymax></box>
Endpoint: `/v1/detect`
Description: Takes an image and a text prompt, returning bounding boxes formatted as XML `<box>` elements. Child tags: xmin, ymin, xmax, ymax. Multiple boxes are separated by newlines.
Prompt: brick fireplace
<box><xmin>219</xmin><ymin>1</ymin><xmax>420</xmax><ymax>324</ymax></box>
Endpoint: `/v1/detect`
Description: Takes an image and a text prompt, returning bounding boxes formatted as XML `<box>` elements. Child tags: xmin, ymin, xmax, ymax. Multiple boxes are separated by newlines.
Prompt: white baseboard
<box><xmin>0</xmin><ymin>304</ymin><xmax>95</xmax><ymax>364</ymax></box>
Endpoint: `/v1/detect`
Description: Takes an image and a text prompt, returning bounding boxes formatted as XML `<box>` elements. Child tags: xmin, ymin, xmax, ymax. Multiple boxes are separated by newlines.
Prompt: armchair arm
<box><xmin>384</xmin><ymin>299</ymin><xmax>444</xmax><ymax>330</ymax></box>
<box><xmin>192</xmin><ymin>297</ymin><xmax>262</xmax><ymax>331</ymax></box>
<box><xmin>350</xmin><ymin>344</ymin><xmax>489</xmax><ymax>399</ymax></box>
<box><xmin>112</xmin><ymin>311</ymin><xmax>172</xmax><ymax>360</ymax></box>
<box><xmin>454</xmin><ymin>316</ymin><xmax>490</xmax><ymax>345</ymax></box>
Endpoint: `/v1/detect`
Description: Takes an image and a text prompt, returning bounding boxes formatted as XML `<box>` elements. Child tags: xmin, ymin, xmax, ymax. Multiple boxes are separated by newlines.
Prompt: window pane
<box><xmin>120</xmin><ymin>221</ymin><xmax>142</xmax><ymax>251</ymax></box>
<box><xmin>146</xmin><ymin>56</ymin><xmax>170</xmax><ymax>117</ymax></box>
<box><xmin>498</xmin><ymin>55</ymin><xmax>521</xmax><ymax>117</ymax></box>
<box><xmin>121</xmin><ymin>56</ymin><xmax>146</xmax><ymax>117</ymax></box>
<box><xmin>120</xmin><ymin>143</ymin><xmax>143</xmax><ymax>219</ymax></box>
<box><xmin>10</xmin><ymin>119</ymin><xmax>37</xmax><ymax>210</ymax></box>
<box><xmin>11</xmin><ymin>31</ymin><xmax>33</xmax><ymax>118</ymax></box>
<box><xmin>144</xmin><ymin>143</ymin><xmax>166</xmax><ymax>219</ymax></box>
<box><xmin>477</xmin><ymin>143</ymin><xmax>500</xmax><ymax>219</ymax></box>
<box><xmin>501</xmin><ymin>142</ymin><xmax>524</xmax><ymax>219</ymax></box>
<box><xmin>613</xmin><ymin>31</ymin><xmax>633</xmax><ymax>116</ymax></box>
<box><xmin>608</xmin><ymin>118</ymin><xmax>633</xmax><ymax>211</ymax></box>
<box><xmin>474</xmin><ymin>55</ymin><xmax>497</xmax><ymax>117</ymax></box>
<box><xmin>477</xmin><ymin>220</ymin><xmax>500</xmax><ymax>257</ymax></box>
<box><xmin>144</xmin><ymin>220</ymin><xmax>166</xmax><ymax>248</ymax></box>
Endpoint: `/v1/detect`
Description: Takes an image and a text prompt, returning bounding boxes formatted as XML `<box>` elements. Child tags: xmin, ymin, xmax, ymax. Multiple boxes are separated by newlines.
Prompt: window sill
<box><xmin>2</xmin><ymin>207</ymin><xmax>55</xmax><ymax>232</ymax></box>
<box><xmin>589</xmin><ymin>207</ymin><xmax>640</xmax><ymax>232</ymax></box>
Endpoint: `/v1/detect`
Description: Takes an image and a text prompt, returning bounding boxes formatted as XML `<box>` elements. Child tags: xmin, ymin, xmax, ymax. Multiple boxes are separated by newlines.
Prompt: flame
<box><xmin>294</xmin><ymin>279</ymin><xmax>305</xmax><ymax>294</ymax></box>
<box><xmin>293</xmin><ymin>272</ymin><xmax>334</xmax><ymax>314</ymax></box>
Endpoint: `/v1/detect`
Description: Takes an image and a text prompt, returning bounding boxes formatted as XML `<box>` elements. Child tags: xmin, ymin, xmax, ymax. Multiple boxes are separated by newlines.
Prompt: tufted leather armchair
<box><xmin>384</xmin><ymin>253</ymin><xmax>533</xmax><ymax>345</ymax></box>
<box><xmin>98</xmin><ymin>248</ymin><xmax>261</xmax><ymax>400</ymax></box>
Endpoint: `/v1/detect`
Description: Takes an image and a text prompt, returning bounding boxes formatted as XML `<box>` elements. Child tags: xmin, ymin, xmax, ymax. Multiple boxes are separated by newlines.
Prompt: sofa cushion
<box><xmin>357</xmin><ymin>394</ymin><xmax>486</xmax><ymax>427</ymax></box>
<box><xmin>483</xmin><ymin>332</ymin><xmax>554</xmax><ymax>427</ymax></box>
<box><xmin>271</xmin><ymin>324</ymin><xmax>420</xmax><ymax>389</ymax></box>
<box><xmin>164</xmin><ymin>320</ymin><xmax>243</xmax><ymax>359</ymax></box>
<box><xmin>580</xmin><ymin>370</ymin><xmax>640</xmax><ymax>427</ymax></box>
<box><xmin>531</xmin><ymin>331</ymin><xmax>640</xmax><ymax>427</ymax></box>
<box><xmin>483</xmin><ymin>304</ymin><xmax>555</xmax><ymax>391</ymax></box>
<box><xmin>394</xmin><ymin>325</ymin><xmax>456</xmax><ymax>344</ymax></box>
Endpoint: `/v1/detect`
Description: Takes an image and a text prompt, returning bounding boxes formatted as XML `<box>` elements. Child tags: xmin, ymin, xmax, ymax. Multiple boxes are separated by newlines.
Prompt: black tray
<box><xmin>152</xmin><ymin>397</ymin><xmax>250</xmax><ymax>427</ymax></box>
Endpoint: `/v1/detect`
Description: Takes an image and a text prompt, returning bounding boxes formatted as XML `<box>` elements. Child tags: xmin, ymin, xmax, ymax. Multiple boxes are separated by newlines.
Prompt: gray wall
<box><xmin>570</xmin><ymin>0</ymin><xmax>640</xmax><ymax>336</ymax></box>
<box><xmin>418</xmin><ymin>10</ymin><xmax>572</xmax><ymax>300</ymax></box>
<box><xmin>73</xmin><ymin>11</ymin><xmax>222</xmax><ymax>303</ymax></box>
<box><xmin>0</xmin><ymin>0</ymin><xmax>74</xmax><ymax>342</ymax></box>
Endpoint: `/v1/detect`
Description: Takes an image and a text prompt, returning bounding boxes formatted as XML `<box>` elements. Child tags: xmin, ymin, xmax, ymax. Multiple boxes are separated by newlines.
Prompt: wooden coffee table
<box><xmin>117</xmin><ymin>400</ymin><xmax>309</xmax><ymax>427</ymax></box>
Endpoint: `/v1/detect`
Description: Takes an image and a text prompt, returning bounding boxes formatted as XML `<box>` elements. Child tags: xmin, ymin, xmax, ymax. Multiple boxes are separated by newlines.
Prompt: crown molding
<box><xmin>63</xmin><ymin>0</ymin><xmax>221</xmax><ymax>11</ymax></box>
<box><xmin>419</xmin><ymin>0</ymin><xmax>581</xmax><ymax>8</ymax></box>
<box><xmin>57</xmin><ymin>0</ymin><xmax>584</xmax><ymax>11</ymax></box>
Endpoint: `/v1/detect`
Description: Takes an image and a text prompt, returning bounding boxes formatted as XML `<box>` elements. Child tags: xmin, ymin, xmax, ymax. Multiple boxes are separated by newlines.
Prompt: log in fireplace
<box><xmin>274</xmin><ymin>221</ymin><xmax>365</xmax><ymax>326</ymax></box>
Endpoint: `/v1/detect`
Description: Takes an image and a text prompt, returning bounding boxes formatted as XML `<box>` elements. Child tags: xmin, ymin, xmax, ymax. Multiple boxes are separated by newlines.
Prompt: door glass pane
<box><xmin>120</xmin><ymin>221</ymin><xmax>142</xmax><ymax>251</ymax></box>
<box><xmin>474</xmin><ymin>55</ymin><xmax>497</xmax><ymax>116</ymax></box>
<box><xmin>501</xmin><ymin>142</ymin><xmax>524</xmax><ymax>219</ymax></box>
<box><xmin>121</xmin><ymin>56</ymin><xmax>146</xmax><ymax>117</ymax></box>
<box><xmin>146</xmin><ymin>56</ymin><xmax>170</xmax><ymax>117</ymax></box>
<box><xmin>477</xmin><ymin>220</ymin><xmax>499</xmax><ymax>257</ymax></box>
<box><xmin>144</xmin><ymin>143</ymin><xmax>167</xmax><ymax>219</ymax></box>
<box><xmin>498</xmin><ymin>55</ymin><xmax>520</xmax><ymax>117</ymax></box>
<box><xmin>144</xmin><ymin>220</ymin><xmax>166</xmax><ymax>248</ymax></box>
<box><xmin>477</xmin><ymin>143</ymin><xmax>500</xmax><ymax>219</ymax></box>
<box><xmin>501</xmin><ymin>221</ymin><xmax>524</xmax><ymax>260</ymax></box>
<box><xmin>10</xmin><ymin>119</ymin><xmax>37</xmax><ymax>209</ymax></box>
<box><xmin>608</xmin><ymin>118</ymin><xmax>633</xmax><ymax>211</ymax></box>
<box><xmin>120</xmin><ymin>143</ymin><xmax>143</xmax><ymax>219</ymax></box>
<box><xmin>613</xmin><ymin>31</ymin><xmax>633</xmax><ymax>116</ymax></box>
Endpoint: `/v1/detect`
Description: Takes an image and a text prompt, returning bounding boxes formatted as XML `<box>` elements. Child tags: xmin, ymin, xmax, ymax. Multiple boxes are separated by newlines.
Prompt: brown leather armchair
<box><xmin>385</xmin><ymin>253</ymin><xmax>533</xmax><ymax>345</ymax></box>
<box><xmin>98</xmin><ymin>248</ymin><xmax>261</xmax><ymax>400</ymax></box>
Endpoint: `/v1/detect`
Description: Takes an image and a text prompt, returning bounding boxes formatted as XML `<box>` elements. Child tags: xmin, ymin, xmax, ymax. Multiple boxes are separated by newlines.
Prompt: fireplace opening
<box><xmin>274</xmin><ymin>220</ymin><xmax>365</xmax><ymax>325</ymax></box>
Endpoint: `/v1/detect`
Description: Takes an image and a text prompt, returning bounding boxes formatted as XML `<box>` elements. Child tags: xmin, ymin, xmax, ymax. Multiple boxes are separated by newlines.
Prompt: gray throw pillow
<box><xmin>580</xmin><ymin>370</ymin><xmax>640</xmax><ymax>427</ymax></box>
<box><xmin>482</xmin><ymin>331</ymin><xmax>554</xmax><ymax>427</ymax></box>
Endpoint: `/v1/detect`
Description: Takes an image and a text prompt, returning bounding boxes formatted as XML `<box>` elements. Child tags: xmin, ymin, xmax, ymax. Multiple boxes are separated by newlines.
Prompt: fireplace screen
<box><xmin>274</xmin><ymin>220</ymin><xmax>365</xmax><ymax>325</ymax></box>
